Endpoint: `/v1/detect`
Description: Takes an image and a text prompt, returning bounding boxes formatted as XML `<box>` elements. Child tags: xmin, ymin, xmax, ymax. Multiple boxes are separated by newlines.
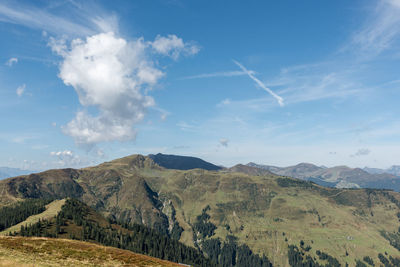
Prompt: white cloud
<box><xmin>48</xmin><ymin>36</ymin><xmax>68</xmax><ymax>56</ymax></box>
<box><xmin>5</xmin><ymin>57</ymin><xmax>17</xmax><ymax>66</ymax></box>
<box><xmin>151</xmin><ymin>34</ymin><xmax>199</xmax><ymax>60</ymax></box>
<box><xmin>50</xmin><ymin>150</ymin><xmax>73</xmax><ymax>157</ymax></box>
<box><xmin>51</xmin><ymin>32</ymin><xmax>194</xmax><ymax>148</ymax></box>
<box><xmin>16</xmin><ymin>84</ymin><xmax>25</xmax><ymax>97</ymax></box>
<box><xmin>50</xmin><ymin>150</ymin><xmax>86</xmax><ymax>167</ymax></box>
<box><xmin>233</xmin><ymin>60</ymin><xmax>284</xmax><ymax>107</ymax></box>
<box><xmin>219</xmin><ymin>138</ymin><xmax>229</xmax><ymax>147</ymax></box>
<box><xmin>216</xmin><ymin>98</ymin><xmax>231</xmax><ymax>107</ymax></box>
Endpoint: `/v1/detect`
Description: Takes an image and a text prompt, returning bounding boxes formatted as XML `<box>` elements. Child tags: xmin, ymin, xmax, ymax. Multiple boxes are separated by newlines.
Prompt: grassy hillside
<box><xmin>0</xmin><ymin>154</ymin><xmax>400</xmax><ymax>266</ymax></box>
<box><xmin>0</xmin><ymin>236</ymin><xmax>181</xmax><ymax>267</ymax></box>
<box><xmin>143</xmin><ymin>168</ymin><xmax>400</xmax><ymax>266</ymax></box>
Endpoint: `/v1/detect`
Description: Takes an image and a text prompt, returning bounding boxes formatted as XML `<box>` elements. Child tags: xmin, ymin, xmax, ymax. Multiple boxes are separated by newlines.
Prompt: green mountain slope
<box><xmin>0</xmin><ymin>154</ymin><xmax>400</xmax><ymax>266</ymax></box>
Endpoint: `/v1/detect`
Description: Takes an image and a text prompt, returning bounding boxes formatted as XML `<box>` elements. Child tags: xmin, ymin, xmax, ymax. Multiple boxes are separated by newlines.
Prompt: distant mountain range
<box><xmin>363</xmin><ymin>165</ymin><xmax>400</xmax><ymax>176</ymax></box>
<box><xmin>247</xmin><ymin>162</ymin><xmax>400</xmax><ymax>191</ymax></box>
<box><xmin>0</xmin><ymin>167</ymin><xmax>33</xmax><ymax>180</ymax></box>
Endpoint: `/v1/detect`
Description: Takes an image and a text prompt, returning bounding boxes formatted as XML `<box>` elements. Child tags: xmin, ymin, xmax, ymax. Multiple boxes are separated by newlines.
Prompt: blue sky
<box><xmin>1</xmin><ymin>0</ymin><xmax>400</xmax><ymax>170</ymax></box>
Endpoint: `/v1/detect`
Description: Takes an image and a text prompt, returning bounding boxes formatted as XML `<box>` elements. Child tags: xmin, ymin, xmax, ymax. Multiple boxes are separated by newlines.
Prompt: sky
<box><xmin>1</xmin><ymin>0</ymin><xmax>400</xmax><ymax>170</ymax></box>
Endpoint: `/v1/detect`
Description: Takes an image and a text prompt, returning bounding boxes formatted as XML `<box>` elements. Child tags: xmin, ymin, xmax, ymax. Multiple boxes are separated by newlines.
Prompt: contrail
<box><xmin>233</xmin><ymin>60</ymin><xmax>284</xmax><ymax>106</ymax></box>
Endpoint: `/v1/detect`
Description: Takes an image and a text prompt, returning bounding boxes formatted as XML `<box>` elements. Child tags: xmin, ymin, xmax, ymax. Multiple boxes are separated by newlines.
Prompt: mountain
<box><xmin>149</xmin><ymin>153</ymin><xmax>222</xmax><ymax>171</ymax></box>
<box><xmin>248</xmin><ymin>162</ymin><xmax>400</xmax><ymax>191</ymax></box>
<box><xmin>227</xmin><ymin>164</ymin><xmax>274</xmax><ymax>176</ymax></box>
<box><xmin>364</xmin><ymin>165</ymin><xmax>400</xmax><ymax>177</ymax></box>
<box><xmin>0</xmin><ymin>154</ymin><xmax>400</xmax><ymax>266</ymax></box>
<box><xmin>0</xmin><ymin>167</ymin><xmax>33</xmax><ymax>180</ymax></box>
<box><xmin>247</xmin><ymin>162</ymin><xmax>324</xmax><ymax>179</ymax></box>
<box><xmin>388</xmin><ymin>165</ymin><xmax>400</xmax><ymax>176</ymax></box>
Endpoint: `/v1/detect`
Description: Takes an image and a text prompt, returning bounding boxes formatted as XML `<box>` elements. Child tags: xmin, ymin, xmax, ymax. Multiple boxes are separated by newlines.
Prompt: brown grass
<box><xmin>0</xmin><ymin>236</ymin><xmax>183</xmax><ymax>267</ymax></box>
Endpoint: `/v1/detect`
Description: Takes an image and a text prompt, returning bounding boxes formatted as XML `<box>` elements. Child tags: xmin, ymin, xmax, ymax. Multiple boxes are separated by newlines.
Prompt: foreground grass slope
<box><xmin>0</xmin><ymin>154</ymin><xmax>400</xmax><ymax>266</ymax></box>
<box><xmin>0</xmin><ymin>236</ymin><xmax>181</xmax><ymax>267</ymax></box>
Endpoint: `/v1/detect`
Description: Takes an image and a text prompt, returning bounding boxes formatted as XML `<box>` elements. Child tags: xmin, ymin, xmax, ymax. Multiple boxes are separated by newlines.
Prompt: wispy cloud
<box><xmin>176</xmin><ymin>121</ymin><xmax>199</xmax><ymax>132</ymax></box>
<box><xmin>233</xmin><ymin>60</ymin><xmax>284</xmax><ymax>106</ymax></box>
<box><xmin>348</xmin><ymin>0</ymin><xmax>400</xmax><ymax>56</ymax></box>
<box><xmin>11</xmin><ymin>134</ymin><xmax>34</xmax><ymax>144</ymax></box>
<box><xmin>5</xmin><ymin>57</ymin><xmax>17</xmax><ymax>66</ymax></box>
<box><xmin>275</xmin><ymin>71</ymin><xmax>363</xmax><ymax>105</ymax></box>
<box><xmin>0</xmin><ymin>1</ymin><xmax>115</xmax><ymax>37</ymax></box>
<box><xmin>16</xmin><ymin>84</ymin><xmax>25</xmax><ymax>97</ymax></box>
<box><xmin>350</xmin><ymin>148</ymin><xmax>371</xmax><ymax>157</ymax></box>
<box><xmin>219</xmin><ymin>138</ymin><xmax>229</xmax><ymax>147</ymax></box>
<box><xmin>180</xmin><ymin>70</ymin><xmax>254</xmax><ymax>80</ymax></box>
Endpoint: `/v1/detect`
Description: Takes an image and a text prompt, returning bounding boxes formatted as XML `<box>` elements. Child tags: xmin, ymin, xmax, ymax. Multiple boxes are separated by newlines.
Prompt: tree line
<box><xmin>0</xmin><ymin>198</ymin><xmax>52</xmax><ymax>231</ymax></box>
<box><xmin>16</xmin><ymin>198</ymin><xmax>214</xmax><ymax>267</ymax></box>
<box><xmin>202</xmin><ymin>236</ymin><xmax>272</xmax><ymax>267</ymax></box>
<box><xmin>193</xmin><ymin>205</ymin><xmax>273</xmax><ymax>267</ymax></box>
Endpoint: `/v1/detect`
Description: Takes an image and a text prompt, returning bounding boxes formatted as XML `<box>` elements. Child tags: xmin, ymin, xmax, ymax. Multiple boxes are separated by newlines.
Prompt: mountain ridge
<box><xmin>148</xmin><ymin>153</ymin><xmax>223</xmax><ymax>171</ymax></box>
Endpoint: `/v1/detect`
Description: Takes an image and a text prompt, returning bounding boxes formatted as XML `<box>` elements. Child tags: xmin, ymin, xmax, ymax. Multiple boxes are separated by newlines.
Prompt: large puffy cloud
<box><xmin>51</xmin><ymin>32</ymin><xmax>196</xmax><ymax>148</ymax></box>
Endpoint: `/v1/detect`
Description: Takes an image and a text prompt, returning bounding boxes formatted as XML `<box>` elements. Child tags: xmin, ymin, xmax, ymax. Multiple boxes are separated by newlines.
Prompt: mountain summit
<box><xmin>148</xmin><ymin>153</ymin><xmax>222</xmax><ymax>171</ymax></box>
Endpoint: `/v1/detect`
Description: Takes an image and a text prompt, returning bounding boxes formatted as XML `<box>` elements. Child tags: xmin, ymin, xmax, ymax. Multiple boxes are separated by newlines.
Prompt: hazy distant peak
<box><xmin>0</xmin><ymin>167</ymin><xmax>34</xmax><ymax>180</ymax></box>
